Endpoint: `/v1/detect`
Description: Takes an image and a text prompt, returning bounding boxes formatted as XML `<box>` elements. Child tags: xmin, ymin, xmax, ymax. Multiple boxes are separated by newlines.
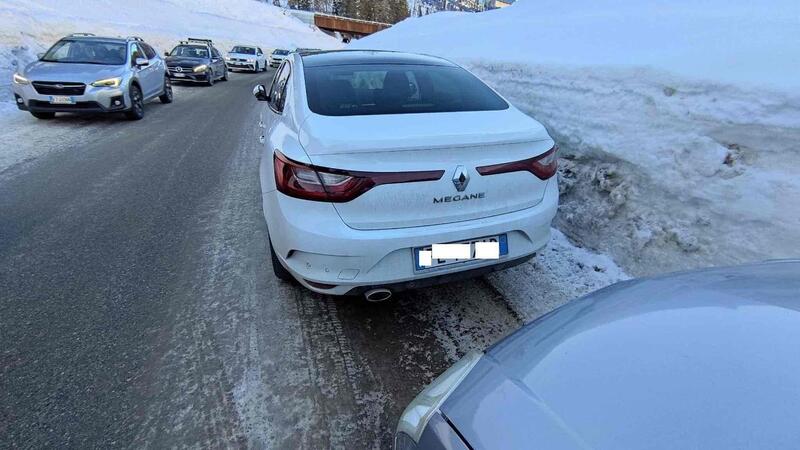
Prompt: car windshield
<box><xmin>231</xmin><ymin>46</ymin><xmax>256</xmax><ymax>54</ymax></box>
<box><xmin>273</xmin><ymin>49</ymin><xmax>289</xmax><ymax>55</ymax></box>
<box><xmin>40</xmin><ymin>39</ymin><xmax>127</xmax><ymax>65</ymax></box>
<box><xmin>170</xmin><ymin>45</ymin><xmax>209</xmax><ymax>58</ymax></box>
<box><xmin>304</xmin><ymin>63</ymin><xmax>509</xmax><ymax>116</ymax></box>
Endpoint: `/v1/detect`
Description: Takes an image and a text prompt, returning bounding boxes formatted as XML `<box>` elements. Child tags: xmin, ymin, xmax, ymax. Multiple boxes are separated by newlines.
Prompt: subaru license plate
<box><xmin>49</xmin><ymin>96</ymin><xmax>75</xmax><ymax>105</ymax></box>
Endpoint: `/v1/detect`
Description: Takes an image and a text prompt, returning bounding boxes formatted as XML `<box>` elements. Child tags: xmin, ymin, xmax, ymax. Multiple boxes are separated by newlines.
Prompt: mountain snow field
<box><xmin>353</xmin><ymin>0</ymin><xmax>800</xmax><ymax>280</ymax></box>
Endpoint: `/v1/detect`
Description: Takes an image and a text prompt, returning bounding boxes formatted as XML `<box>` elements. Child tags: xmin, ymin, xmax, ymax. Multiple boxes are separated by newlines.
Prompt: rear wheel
<box><xmin>159</xmin><ymin>76</ymin><xmax>173</xmax><ymax>103</ymax></box>
<box><xmin>31</xmin><ymin>112</ymin><xmax>55</xmax><ymax>120</ymax></box>
<box><xmin>269</xmin><ymin>238</ymin><xmax>295</xmax><ymax>283</ymax></box>
<box><xmin>124</xmin><ymin>85</ymin><xmax>144</xmax><ymax>120</ymax></box>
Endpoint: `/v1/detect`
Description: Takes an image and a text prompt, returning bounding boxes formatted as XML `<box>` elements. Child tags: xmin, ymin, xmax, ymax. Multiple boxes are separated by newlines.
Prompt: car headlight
<box><xmin>247</xmin><ymin>58</ymin><xmax>255</xmax><ymax>62</ymax></box>
<box><xmin>13</xmin><ymin>73</ymin><xmax>30</xmax><ymax>85</ymax></box>
<box><xmin>396</xmin><ymin>351</ymin><xmax>482</xmax><ymax>446</ymax></box>
<box><xmin>193</xmin><ymin>64</ymin><xmax>208</xmax><ymax>73</ymax></box>
<box><xmin>90</xmin><ymin>77</ymin><xmax>121</xmax><ymax>88</ymax></box>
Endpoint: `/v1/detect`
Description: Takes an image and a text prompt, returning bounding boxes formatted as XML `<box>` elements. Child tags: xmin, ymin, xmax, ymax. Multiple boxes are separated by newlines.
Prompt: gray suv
<box><xmin>12</xmin><ymin>33</ymin><xmax>173</xmax><ymax>120</ymax></box>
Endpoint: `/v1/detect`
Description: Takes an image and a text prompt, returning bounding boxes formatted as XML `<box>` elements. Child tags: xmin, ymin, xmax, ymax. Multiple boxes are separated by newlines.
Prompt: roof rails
<box><xmin>68</xmin><ymin>32</ymin><xmax>96</xmax><ymax>37</ymax></box>
<box><xmin>126</xmin><ymin>36</ymin><xmax>144</xmax><ymax>42</ymax></box>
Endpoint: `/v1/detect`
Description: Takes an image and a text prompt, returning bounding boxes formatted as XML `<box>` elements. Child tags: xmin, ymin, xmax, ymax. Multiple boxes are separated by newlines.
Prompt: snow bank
<box><xmin>353</xmin><ymin>0</ymin><xmax>800</xmax><ymax>281</ymax></box>
<box><xmin>0</xmin><ymin>0</ymin><xmax>340</xmax><ymax>113</ymax></box>
<box><xmin>354</xmin><ymin>0</ymin><xmax>800</xmax><ymax>92</ymax></box>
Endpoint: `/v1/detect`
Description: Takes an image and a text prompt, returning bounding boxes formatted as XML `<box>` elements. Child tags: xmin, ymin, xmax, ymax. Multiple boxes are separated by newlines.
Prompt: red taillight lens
<box><xmin>476</xmin><ymin>145</ymin><xmax>559</xmax><ymax>180</ymax></box>
<box><xmin>274</xmin><ymin>151</ymin><xmax>444</xmax><ymax>202</ymax></box>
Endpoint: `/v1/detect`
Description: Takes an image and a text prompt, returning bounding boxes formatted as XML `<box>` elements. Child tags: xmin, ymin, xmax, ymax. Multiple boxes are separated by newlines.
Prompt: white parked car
<box><xmin>269</xmin><ymin>48</ymin><xmax>289</xmax><ymax>68</ymax></box>
<box><xmin>225</xmin><ymin>44</ymin><xmax>267</xmax><ymax>72</ymax></box>
<box><xmin>253</xmin><ymin>50</ymin><xmax>558</xmax><ymax>300</ymax></box>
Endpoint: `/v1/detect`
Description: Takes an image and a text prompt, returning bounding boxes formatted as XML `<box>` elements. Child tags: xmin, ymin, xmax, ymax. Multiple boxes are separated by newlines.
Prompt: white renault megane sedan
<box><xmin>253</xmin><ymin>50</ymin><xmax>558</xmax><ymax>300</ymax></box>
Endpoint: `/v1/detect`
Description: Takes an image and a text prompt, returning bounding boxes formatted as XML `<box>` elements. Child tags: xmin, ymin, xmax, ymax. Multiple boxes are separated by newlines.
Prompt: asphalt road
<box><xmin>0</xmin><ymin>70</ymin><xmax>523</xmax><ymax>448</ymax></box>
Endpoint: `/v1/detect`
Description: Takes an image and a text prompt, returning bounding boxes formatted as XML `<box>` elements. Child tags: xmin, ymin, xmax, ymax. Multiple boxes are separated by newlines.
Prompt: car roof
<box><xmin>299</xmin><ymin>50</ymin><xmax>457</xmax><ymax>68</ymax></box>
<box><xmin>61</xmin><ymin>35</ymin><xmax>127</xmax><ymax>43</ymax></box>
<box><xmin>443</xmin><ymin>260</ymin><xmax>800</xmax><ymax>449</ymax></box>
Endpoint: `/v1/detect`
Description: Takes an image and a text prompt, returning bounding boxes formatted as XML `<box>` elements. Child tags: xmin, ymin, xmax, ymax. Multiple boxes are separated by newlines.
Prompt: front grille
<box><xmin>168</xmin><ymin>63</ymin><xmax>199</xmax><ymax>71</ymax></box>
<box><xmin>32</xmin><ymin>81</ymin><xmax>86</xmax><ymax>95</ymax></box>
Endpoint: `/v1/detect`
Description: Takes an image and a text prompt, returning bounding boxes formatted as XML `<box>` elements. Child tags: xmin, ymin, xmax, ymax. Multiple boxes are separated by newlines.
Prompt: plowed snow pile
<box><xmin>353</xmin><ymin>0</ymin><xmax>800</xmax><ymax>277</ymax></box>
<box><xmin>0</xmin><ymin>0</ymin><xmax>340</xmax><ymax>114</ymax></box>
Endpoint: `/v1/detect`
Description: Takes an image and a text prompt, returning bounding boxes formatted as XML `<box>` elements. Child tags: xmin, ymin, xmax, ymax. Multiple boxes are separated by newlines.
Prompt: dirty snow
<box><xmin>354</xmin><ymin>0</ymin><xmax>800</xmax><ymax>285</ymax></box>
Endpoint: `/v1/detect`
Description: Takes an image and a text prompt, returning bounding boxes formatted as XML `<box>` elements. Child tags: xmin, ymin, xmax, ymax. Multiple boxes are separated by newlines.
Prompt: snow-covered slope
<box><xmin>357</xmin><ymin>0</ymin><xmax>800</xmax><ymax>92</ymax></box>
<box><xmin>353</xmin><ymin>0</ymin><xmax>800</xmax><ymax>278</ymax></box>
<box><xmin>0</xmin><ymin>0</ymin><xmax>341</xmax><ymax>114</ymax></box>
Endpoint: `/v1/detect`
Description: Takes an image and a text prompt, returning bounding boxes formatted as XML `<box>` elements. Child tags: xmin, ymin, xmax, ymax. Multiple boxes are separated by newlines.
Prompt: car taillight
<box><xmin>274</xmin><ymin>151</ymin><xmax>444</xmax><ymax>203</ymax></box>
<box><xmin>476</xmin><ymin>145</ymin><xmax>559</xmax><ymax>180</ymax></box>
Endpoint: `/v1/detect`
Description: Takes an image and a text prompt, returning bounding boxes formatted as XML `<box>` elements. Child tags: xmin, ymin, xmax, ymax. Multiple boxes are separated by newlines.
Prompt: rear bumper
<box><xmin>12</xmin><ymin>83</ymin><xmax>128</xmax><ymax>113</ymax></box>
<box><xmin>343</xmin><ymin>253</ymin><xmax>535</xmax><ymax>296</ymax></box>
<box><xmin>264</xmin><ymin>178</ymin><xmax>558</xmax><ymax>295</ymax></box>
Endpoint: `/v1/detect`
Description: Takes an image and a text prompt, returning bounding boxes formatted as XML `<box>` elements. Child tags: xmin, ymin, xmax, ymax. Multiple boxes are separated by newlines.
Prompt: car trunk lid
<box><xmin>299</xmin><ymin>109</ymin><xmax>554</xmax><ymax>230</ymax></box>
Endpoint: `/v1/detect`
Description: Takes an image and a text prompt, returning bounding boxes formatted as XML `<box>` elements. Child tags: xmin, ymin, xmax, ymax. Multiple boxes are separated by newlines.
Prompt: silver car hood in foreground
<box><xmin>23</xmin><ymin>61</ymin><xmax>125</xmax><ymax>82</ymax></box>
<box><xmin>441</xmin><ymin>260</ymin><xmax>800</xmax><ymax>450</ymax></box>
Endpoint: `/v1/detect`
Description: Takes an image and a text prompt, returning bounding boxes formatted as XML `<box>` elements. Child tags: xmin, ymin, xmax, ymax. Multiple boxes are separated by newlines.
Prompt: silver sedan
<box><xmin>397</xmin><ymin>260</ymin><xmax>800</xmax><ymax>449</ymax></box>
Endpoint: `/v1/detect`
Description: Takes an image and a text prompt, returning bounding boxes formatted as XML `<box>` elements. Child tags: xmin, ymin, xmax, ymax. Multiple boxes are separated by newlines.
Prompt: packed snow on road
<box><xmin>352</xmin><ymin>0</ymin><xmax>800</xmax><ymax>312</ymax></box>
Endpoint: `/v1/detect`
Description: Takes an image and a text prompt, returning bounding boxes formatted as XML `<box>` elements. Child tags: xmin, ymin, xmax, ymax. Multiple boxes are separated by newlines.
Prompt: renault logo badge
<box><xmin>452</xmin><ymin>166</ymin><xmax>469</xmax><ymax>192</ymax></box>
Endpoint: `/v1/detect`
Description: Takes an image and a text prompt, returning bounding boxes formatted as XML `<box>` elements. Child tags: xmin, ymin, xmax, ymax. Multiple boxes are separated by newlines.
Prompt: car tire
<box><xmin>206</xmin><ymin>70</ymin><xmax>215</xmax><ymax>86</ymax></box>
<box><xmin>254</xmin><ymin>62</ymin><xmax>259</xmax><ymax>73</ymax></box>
<box><xmin>221</xmin><ymin>67</ymin><xmax>228</xmax><ymax>81</ymax></box>
<box><xmin>159</xmin><ymin>76</ymin><xmax>173</xmax><ymax>104</ymax></box>
<box><xmin>124</xmin><ymin>84</ymin><xmax>145</xmax><ymax>120</ymax></box>
<box><xmin>31</xmin><ymin>112</ymin><xmax>55</xmax><ymax>120</ymax></box>
<box><xmin>269</xmin><ymin>237</ymin><xmax>296</xmax><ymax>284</ymax></box>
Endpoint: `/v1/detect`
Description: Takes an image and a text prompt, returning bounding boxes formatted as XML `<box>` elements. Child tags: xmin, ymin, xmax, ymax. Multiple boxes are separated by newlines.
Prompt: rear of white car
<box><xmin>258</xmin><ymin>51</ymin><xmax>558</xmax><ymax>297</ymax></box>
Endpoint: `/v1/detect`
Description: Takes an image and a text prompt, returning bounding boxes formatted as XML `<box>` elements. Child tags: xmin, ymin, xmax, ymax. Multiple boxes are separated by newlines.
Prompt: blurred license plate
<box><xmin>49</xmin><ymin>96</ymin><xmax>74</xmax><ymax>104</ymax></box>
<box><xmin>173</xmin><ymin>73</ymin><xmax>185</xmax><ymax>78</ymax></box>
<box><xmin>414</xmin><ymin>234</ymin><xmax>508</xmax><ymax>271</ymax></box>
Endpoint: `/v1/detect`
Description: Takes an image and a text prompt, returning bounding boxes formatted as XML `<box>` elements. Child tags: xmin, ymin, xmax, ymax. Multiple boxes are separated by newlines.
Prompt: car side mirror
<box><xmin>135</xmin><ymin>57</ymin><xmax>149</xmax><ymax>67</ymax></box>
<box><xmin>164</xmin><ymin>51</ymin><xmax>169</xmax><ymax>57</ymax></box>
<box><xmin>253</xmin><ymin>84</ymin><xmax>269</xmax><ymax>102</ymax></box>
<box><xmin>37</xmin><ymin>52</ymin><xmax>45</xmax><ymax>60</ymax></box>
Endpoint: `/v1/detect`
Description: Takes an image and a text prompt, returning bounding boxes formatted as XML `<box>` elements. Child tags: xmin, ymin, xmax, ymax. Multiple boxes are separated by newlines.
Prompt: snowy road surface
<box><xmin>0</xmin><ymin>70</ymin><xmax>623</xmax><ymax>448</ymax></box>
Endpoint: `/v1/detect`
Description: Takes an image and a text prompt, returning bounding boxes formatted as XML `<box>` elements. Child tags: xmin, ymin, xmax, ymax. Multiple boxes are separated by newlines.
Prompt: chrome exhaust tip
<box><xmin>364</xmin><ymin>288</ymin><xmax>392</xmax><ymax>302</ymax></box>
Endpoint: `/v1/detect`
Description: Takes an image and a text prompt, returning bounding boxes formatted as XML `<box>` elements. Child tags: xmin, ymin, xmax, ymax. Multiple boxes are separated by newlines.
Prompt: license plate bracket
<box><xmin>414</xmin><ymin>234</ymin><xmax>508</xmax><ymax>271</ymax></box>
<box><xmin>49</xmin><ymin>95</ymin><xmax>75</xmax><ymax>105</ymax></box>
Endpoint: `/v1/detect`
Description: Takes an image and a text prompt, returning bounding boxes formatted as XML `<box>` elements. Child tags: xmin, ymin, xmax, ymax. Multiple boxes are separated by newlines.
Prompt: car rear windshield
<box><xmin>304</xmin><ymin>64</ymin><xmax>509</xmax><ymax>116</ymax></box>
<box><xmin>170</xmin><ymin>45</ymin><xmax>209</xmax><ymax>59</ymax></box>
<box><xmin>41</xmin><ymin>39</ymin><xmax>127</xmax><ymax>65</ymax></box>
<box><xmin>231</xmin><ymin>46</ymin><xmax>256</xmax><ymax>54</ymax></box>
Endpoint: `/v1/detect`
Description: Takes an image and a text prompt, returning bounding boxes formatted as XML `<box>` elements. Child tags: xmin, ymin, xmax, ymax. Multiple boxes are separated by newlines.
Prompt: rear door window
<box><xmin>303</xmin><ymin>63</ymin><xmax>508</xmax><ymax>116</ymax></box>
<box><xmin>269</xmin><ymin>63</ymin><xmax>291</xmax><ymax>113</ymax></box>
